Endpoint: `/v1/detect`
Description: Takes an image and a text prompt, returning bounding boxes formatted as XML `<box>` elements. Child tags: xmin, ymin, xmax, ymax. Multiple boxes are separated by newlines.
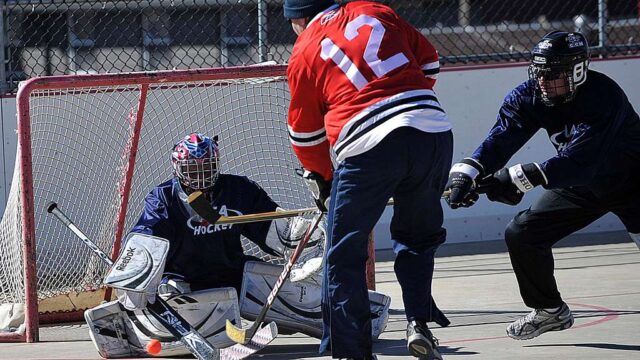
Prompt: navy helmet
<box><xmin>283</xmin><ymin>0</ymin><xmax>335</xmax><ymax>20</ymax></box>
<box><xmin>528</xmin><ymin>31</ymin><xmax>590</xmax><ymax>106</ymax></box>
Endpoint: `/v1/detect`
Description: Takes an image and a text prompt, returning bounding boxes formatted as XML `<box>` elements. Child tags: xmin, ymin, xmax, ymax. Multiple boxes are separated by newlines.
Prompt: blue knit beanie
<box><xmin>283</xmin><ymin>0</ymin><xmax>336</xmax><ymax>19</ymax></box>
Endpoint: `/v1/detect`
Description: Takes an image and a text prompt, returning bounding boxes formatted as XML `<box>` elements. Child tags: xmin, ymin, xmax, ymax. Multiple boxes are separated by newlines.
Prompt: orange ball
<box><xmin>146</xmin><ymin>339</ymin><xmax>162</xmax><ymax>355</ymax></box>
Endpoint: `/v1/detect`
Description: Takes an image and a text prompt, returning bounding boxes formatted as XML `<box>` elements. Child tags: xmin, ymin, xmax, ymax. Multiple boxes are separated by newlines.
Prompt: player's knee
<box><xmin>505</xmin><ymin>219</ymin><xmax>527</xmax><ymax>248</ymax></box>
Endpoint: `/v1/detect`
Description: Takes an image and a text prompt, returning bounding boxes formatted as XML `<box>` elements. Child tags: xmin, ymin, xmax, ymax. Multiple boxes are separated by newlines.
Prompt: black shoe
<box><xmin>406</xmin><ymin>320</ymin><xmax>443</xmax><ymax>360</ymax></box>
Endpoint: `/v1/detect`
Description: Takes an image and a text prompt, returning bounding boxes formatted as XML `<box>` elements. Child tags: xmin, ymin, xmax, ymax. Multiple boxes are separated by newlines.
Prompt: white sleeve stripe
<box><xmin>426</xmin><ymin>73</ymin><xmax>438</xmax><ymax>80</ymax></box>
<box><xmin>533</xmin><ymin>162</ymin><xmax>549</xmax><ymax>185</ymax></box>
<box><xmin>289</xmin><ymin>136</ymin><xmax>328</xmax><ymax>147</ymax></box>
<box><xmin>287</xmin><ymin>125</ymin><xmax>326</xmax><ymax>138</ymax></box>
<box><xmin>421</xmin><ymin>61</ymin><xmax>440</xmax><ymax>71</ymax></box>
<box><xmin>449</xmin><ymin>163</ymin><xmax>480</xmax><ymax>179</ymax></box>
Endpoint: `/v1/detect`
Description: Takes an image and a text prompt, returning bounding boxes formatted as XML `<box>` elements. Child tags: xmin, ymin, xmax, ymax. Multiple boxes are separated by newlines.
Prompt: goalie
<box><xmin>85</xmin><ymin>132</ymin><xmax>391</xmax><ymax>358</ymax></box>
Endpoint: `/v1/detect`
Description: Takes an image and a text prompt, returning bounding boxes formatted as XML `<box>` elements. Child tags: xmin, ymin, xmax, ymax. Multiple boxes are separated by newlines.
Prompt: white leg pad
<box><xmin>241</xmin><ymin>261</ymin><xmax>324</xmax><ymax>337</ymax></box>
<box><xmin>84</xmin><ymin>300</ymin><xmax>147</xmax><ymax>358</ymax></box>
<box><xmin>0</xmin><ymin>303</ymin><xmax>25</xmax><ymax>334</ymax></box>
<box><xmin>240</xmin><ymin>261</ymin><xmax>390</xmax><ymax>339</ymax></box>
<box><xmin>369</xmin><ymin>290</ymin><xmax>391</xmax><ymax>340</ymax></box>
<box><xmin>85</xmin><ymin>287</ymin><xmax>241</xmax><ymax>358</ymax></box>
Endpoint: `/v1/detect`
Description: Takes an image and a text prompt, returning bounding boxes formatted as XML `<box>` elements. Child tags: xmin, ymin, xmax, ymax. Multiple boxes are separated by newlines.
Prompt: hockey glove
<box><xmin>483</xmin><ymin>163</ymin><xmax>547</xmax><ymax>206</ymax></box>
<box><xmin>302</xmin><ymin>169</ymin><xmax>331</xmax><ymax>212</ymax></box>
<box><xmin>444</xmin><ymin>158</ymin><xmax>484</xmax><ymax>209</ymax></box>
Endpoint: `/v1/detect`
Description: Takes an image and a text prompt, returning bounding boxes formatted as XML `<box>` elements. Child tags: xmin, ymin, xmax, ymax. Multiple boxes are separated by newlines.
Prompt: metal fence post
<box><xmin>258</xmin><ymin>0</ymin><xmax>268</xmax><ymax>63</ymax></box>
<box><xmin>0</xmin><ymin>0</ymin><xmax>6</xmax><ymax>95</ymax></box>
<box><xmin>598</xmin><ymin>0</ymin><xmax>608</xmax><ymax>51</ymax></box>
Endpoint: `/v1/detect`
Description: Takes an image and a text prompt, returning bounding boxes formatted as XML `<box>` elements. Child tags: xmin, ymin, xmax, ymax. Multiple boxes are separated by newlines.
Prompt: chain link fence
<box><xmin>4</xmin><ymin>0</ymin><xmax>639</xmax><ymax>94</ymax></box>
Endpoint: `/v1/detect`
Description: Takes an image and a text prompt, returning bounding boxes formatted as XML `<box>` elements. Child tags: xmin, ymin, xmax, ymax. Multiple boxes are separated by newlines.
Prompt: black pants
<box><xmin>504</xmin><ymin>187</ymin><xmax>640</xmax><ymax>309</ymax></box>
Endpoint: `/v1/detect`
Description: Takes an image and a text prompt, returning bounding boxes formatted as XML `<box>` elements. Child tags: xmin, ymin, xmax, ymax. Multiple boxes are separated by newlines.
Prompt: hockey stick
<box><xmin>187</xmin><ymin>191</ymin><xmax>415</xmax><ymax>226</ymax></box>
<box><xmin>225</xmin><ymin>211</ymin><xmax>324</xmax><ymax>344</ymax></box>
<box><xmin>46</xmin><ymin>202</ymin><xmax>220</xmax><ymax>360</ymax></box>
<box><xmin>187</xmin><ymin>190</ymin><xmax>317</xmax><ymax>225</ymax></box>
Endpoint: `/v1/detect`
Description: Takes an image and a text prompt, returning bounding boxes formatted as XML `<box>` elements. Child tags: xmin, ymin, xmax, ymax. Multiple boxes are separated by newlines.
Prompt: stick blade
<box><xmin>188</xmin><ymin>190</ymin><xmax>221</xmax><ymax>224</ymax></box>
<box><xmin>220</xmin><ymin>322</ymin><xmax>278</xmax><ymax>359</ymax></box>
<box><xmin>225</xmin><ymin>319</ymin><xmax>249</xmax><ymax>344</ymax></box>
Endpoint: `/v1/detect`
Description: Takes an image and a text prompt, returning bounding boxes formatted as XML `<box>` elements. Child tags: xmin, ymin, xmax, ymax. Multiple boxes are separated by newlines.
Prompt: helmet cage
<box><xmin>172</xmin><ymin>156</ymin><xmax>219</xmax><ymax>190</ymax></box>
<box><xmin>171</xmin><ymin>133</ymin><xmax>220</xmax><ymax>191</ymax></box>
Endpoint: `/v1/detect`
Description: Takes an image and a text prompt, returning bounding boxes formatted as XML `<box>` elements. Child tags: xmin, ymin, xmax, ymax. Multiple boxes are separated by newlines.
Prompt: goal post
<box><xmin>0</xmin><ymin>65</ymin><xmax>376</xmax><ymax>343</ymax></box>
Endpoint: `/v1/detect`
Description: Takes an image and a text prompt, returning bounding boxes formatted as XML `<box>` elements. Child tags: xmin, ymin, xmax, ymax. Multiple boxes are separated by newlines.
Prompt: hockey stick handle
<box><xmin>214</xmin><ymin>192</ymin><xmax>455</xmax><ymax>225</ymax></box>
<box><xmin>46</xmin><ymin>202</ymin><xmax>114</xmax><ymax>266</ymax></box>
<box><xmin>197</xmin><ymin>189</ymin><xmax>458</xmax><ymax>226</ymax></box>
<box><xmin>46</xmin><ymin>202</ymin><xmax>219</xmax><ymax>360</ymax></box>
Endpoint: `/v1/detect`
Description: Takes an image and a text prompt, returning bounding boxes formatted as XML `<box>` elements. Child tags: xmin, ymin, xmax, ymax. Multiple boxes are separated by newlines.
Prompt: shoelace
<box><xmin>431</xmin><ymin>334</ymin><xmax>440</xmax><ymax>346</ymax></box>
<box><xmin>514</xmin><ymin>309</ymin><xmax>541</xmax><ymax>330</ymax></box>
<box><xmin>416</xmin><ymin>326</ymin><xmax>439</xmax><ymax>346</ymax></box>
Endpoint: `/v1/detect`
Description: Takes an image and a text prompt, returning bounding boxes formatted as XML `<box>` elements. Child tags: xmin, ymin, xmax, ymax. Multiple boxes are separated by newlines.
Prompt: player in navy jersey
<box><xmin>285</xmin><ymin>1</ymin><xmax>452</xmax><ymax>359</ymax></box>
<box><xmin>444</xmin><ymin>31</ymin><xmax>640</xmax><ymax>340</ymax></box>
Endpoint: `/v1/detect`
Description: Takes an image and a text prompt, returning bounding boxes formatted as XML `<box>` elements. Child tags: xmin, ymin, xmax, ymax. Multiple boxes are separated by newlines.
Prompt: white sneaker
<box><xmin>507</xmin><ymin>302</ymin><xmax>574</xmax><ymax>340</ymax></box>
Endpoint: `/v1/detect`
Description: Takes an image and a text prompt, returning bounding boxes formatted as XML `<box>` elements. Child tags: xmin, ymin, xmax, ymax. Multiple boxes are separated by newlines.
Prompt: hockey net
<box><xmin>0</xmin><ymin>65</ymin><xmax>321</xmax><ymax>341</ymax></box>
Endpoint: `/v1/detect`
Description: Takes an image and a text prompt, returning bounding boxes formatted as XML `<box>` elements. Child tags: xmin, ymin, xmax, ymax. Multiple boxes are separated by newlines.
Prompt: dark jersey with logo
<box><xmin>472</xmin><ymin>70</ymin><xmax>640</xmax><ymax>197</ymax></box>
<box><xmin>129</xmin><ymin>174</ymin><xmax>279</xmax><ymax>289</ymax></box>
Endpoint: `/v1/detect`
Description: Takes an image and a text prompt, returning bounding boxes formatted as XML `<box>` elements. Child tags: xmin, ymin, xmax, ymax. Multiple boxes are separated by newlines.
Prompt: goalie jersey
<box><xmin>129</xmin><ymin>174</ymin><xmax>279</xmax><ymax>290</ymax></box>
<box><xmin>471</xmin><ymin>70</ymin><xmax>640</xmax><ymax>197</ymax></box>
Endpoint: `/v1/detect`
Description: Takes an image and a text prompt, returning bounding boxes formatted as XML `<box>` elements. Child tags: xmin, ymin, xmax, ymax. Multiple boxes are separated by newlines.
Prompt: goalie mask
<box><xmin>171</xmin><ymin>133</ymin><xmax>219</xmax><ymax>191</ymax></box>
<box><xmin>528</xmin><ymin>31</ymin><xmax>590</xmax><ymax>106</ymax></box>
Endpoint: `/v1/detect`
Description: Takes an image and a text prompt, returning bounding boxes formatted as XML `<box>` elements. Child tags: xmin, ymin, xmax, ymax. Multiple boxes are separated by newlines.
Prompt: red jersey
<box><xmin>287</xmin><ymin>1</ymin><xmax>451</xmax><ymax>181</ymax></box>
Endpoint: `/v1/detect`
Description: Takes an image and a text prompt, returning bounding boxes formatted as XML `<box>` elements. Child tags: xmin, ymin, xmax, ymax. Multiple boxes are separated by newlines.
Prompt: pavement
<box><xmin>1</xmin><ymin>242</ymin><xmax>639</xmax><ymax>359</ymax></box>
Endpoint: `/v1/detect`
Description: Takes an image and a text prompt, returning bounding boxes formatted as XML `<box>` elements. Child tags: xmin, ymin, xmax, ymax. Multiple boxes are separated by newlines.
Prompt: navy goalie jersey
<box><xmin>129</xmin><ymin>174</ymin><xmax>279</xmax><ymax>289</ymax></box>
<box><xmin>472</xmin><ymin>70</ymin><xmax>640</xmax><ymax>197</ymax></box>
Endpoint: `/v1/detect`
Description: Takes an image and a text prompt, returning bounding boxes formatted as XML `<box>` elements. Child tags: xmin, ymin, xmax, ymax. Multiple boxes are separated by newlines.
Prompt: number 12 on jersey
<box><xmin>320</xmin><ymin>15</ymin><xmax>409</xmax><ymax>90</ymax></box>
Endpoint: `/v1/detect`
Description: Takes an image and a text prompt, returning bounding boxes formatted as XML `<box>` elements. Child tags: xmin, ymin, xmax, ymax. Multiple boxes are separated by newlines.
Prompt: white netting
<box><xmin>0</xmin><ymin>68</ymin><xmax>312</xmax><ymax>334</ymax></box>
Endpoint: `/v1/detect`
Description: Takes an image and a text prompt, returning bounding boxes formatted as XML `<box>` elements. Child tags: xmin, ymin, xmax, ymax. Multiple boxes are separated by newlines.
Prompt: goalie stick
<box><xmin>46</xmin><ymin>202</ymin><xmax>277</xmax><ymax>359</ymax></box>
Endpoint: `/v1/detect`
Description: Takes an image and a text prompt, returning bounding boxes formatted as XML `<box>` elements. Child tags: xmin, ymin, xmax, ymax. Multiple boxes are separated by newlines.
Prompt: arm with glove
<box><xmin>445</xmin><ymin>88</ymin><xmax>541</xmax><ymax>208</ymax></box>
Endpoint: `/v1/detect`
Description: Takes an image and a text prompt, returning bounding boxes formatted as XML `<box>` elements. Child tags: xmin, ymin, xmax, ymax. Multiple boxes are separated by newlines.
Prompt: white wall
<box><xmin>1</xmin><ymin>97</ymin><xmax>17</xmax><ymax>214</ymax></box>
<box><xmin>1</xmin><ymin>58</ymin><xmax>639</xmax><ymax>248</ymax></box>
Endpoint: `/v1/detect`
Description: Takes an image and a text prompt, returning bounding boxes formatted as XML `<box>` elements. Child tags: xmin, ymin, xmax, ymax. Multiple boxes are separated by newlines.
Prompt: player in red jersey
<box><xmin>285</xmin><ymin>1</ymin><xmax>453</xmax><ymax>359</ymax></box>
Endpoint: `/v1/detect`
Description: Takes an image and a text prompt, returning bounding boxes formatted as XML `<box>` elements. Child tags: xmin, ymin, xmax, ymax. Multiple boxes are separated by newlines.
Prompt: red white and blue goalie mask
<box><xmin>171</xmin><ymin>133</ymin><xmax>220</xmax><ymax>191</ymax></box>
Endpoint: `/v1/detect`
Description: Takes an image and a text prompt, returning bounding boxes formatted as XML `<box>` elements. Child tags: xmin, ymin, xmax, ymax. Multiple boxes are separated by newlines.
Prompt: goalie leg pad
<box><xmin>84</xmin><ymin>300</ymin><xmax>147</xmax><ymax>358</ymax></box>
<box><xmin>369</xmin><ymin>290</ymin><xmax>391</xmax><ymax>340</ymax></box>
<box><xmin>240</xmin><ymin>261</ymin><xmax>389</xmax><ymax>339</ymax></box>
<box><xmin>134</xmin><ymin>287</ymin><xmax>241</xmax><ymax>350</ymax></box>
<box><xmin>0</xmin><ymin>303</ymin><xmax>25</xmax><ymax>334</ymax></box>
<box><xmin>241</xmin><ymin>261</ymin><xmax>324</xmax><ymax>338</ymax></box>
<box><xmin>86</xmin><ymin>288</ymin><xmax>241</xmax><ymax>358</ymax></box>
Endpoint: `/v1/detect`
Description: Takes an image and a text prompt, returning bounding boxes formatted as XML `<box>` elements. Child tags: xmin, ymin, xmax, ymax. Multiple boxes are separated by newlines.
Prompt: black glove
<box><xmin>482</xmin><ymin>163</ymin><xmax>547</xmax><ymax>206</ymax></box>
<box><xmin>444</xmin><ymin>158</ymin><xmax>484</xmax><ymax>209</ymax></box>
<box><xmin>302</xmin><ymin>170</ymin><xmax>331</xmax><ymax>212</ymax></box>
